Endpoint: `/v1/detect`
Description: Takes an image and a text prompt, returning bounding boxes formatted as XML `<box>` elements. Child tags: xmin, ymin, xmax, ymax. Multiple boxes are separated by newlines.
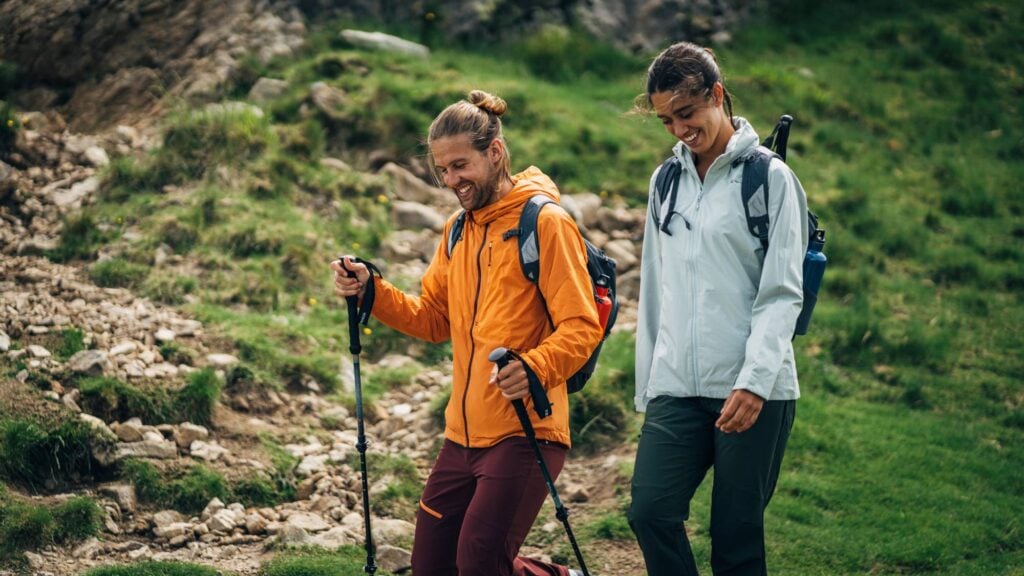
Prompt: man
<box><xmin>331</xmin><ymin>89</ymin><xmax>602</xmax><ymax>576</ymax></box>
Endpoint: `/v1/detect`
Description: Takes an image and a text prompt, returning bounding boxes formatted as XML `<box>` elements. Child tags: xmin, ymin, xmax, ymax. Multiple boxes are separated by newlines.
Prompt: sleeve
<box><xmin>370</xmin><ymin>226</ymin><xmax>452</xmax><ymax>344</ymax></box>
<box><xmin>519</xmin><ymin>208</ymin><xmax>604</xmax><ymax>390</ymax></box>
<box><xmin>635</xmin><ymin>167</ymin><xmax>664</xmax><ymax>412</ymax></box>
<box><xmin>733</xmin><ymin>160</ymin><xmax>808</xmax><ymax>399</ymax></box>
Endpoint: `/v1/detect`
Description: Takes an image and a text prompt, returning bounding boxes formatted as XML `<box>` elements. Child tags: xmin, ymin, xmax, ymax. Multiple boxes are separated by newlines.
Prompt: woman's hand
<box><xmin>490</xmin><ymin>358</ymin><xmax>530</xmax><ymax>401</ymax></box>
<box><xmin>715</xmin><ymin>389</ymin><xmax>765</xmax><ymax>433</ymax></box>
<box><xmin>330</xmin><ymin>256</ymin><xmax>370</xmax><ymax>301</ymax></box>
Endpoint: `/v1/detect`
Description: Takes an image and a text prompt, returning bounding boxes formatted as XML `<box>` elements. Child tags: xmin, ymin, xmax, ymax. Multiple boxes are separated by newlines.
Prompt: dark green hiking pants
<box><xmin>628</xmin><ymin>396</ymin><xmax>796</xmax><ymax>576</ymax></box>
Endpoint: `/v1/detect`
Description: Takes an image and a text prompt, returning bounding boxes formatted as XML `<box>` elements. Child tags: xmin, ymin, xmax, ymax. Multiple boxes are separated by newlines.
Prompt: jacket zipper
<box><xmin>690</xmin><ymin>174</ymin><xmax>703</xmax><ymax>396</ymax></box>
<box><xmin>463</xmin><ymin>222</ymin><xmax>490</xmax><ymax>447</ymax></box>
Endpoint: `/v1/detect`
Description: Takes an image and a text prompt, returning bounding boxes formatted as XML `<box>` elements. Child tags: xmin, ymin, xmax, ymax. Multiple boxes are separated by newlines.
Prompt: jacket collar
<box><xmin>467</xmin><ymin>166</ymin><xmax>561</xmax><ymax>225</ymax></box>
<box><xmin>672</xmin><ymin>116</ymin><xmax>759</xmax><ymax>174</ymax></box>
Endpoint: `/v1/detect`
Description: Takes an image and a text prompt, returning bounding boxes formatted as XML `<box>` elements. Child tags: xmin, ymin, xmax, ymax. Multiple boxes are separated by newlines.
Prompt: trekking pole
<box><xmin>342</xmin><ymin>260</ymin><xmax>376</xmax><ymax>575</ymax></box>
<box><xmin>489</xmin><ymin>348</ymin><xmax>591</xmax><ymax>576</ymax></box>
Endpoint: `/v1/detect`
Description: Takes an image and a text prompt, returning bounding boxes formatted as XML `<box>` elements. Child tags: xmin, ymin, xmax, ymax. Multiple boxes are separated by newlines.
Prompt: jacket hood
<box><xmin>672</xmin><ymin>117</ymin><xmax>758</xmax><ymax>170</ymax></box>
<box><xmin>469</xmin><ymin>166</ymin><xmax>561</xmax><ymax>225</ymax></box>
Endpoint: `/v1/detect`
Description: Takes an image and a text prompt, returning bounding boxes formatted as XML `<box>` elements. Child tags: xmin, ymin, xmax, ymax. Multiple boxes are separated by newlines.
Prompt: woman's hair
<box><xmin>635</xmin><ymin>42</ymin><xmax>734</xmax><ymax>122</ymax></box>
<box><xmin>428</xmin><ymin>90</ymin><xmax>511</xmax><ymax>180</ymax></box>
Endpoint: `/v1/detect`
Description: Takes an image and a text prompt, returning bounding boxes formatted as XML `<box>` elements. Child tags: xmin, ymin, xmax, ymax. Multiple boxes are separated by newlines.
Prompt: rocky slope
<box><xmin>0</xmin><ymin>3</ymin><xmax>671</xmax><ymax>574</ymax></box>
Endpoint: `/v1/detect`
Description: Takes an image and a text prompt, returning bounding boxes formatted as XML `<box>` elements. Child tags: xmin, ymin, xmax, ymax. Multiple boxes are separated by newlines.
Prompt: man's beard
<box><xmin>465</xmin><ymin>168</ymin><xmax>503</xmax><ymax>211</ymax></box>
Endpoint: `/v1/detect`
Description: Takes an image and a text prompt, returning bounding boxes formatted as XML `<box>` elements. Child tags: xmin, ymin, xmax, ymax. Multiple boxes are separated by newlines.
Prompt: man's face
<box><xmin>431</xmin><ymin>134</ymin><xmax>502</xmax><ymax>211</ymax></box>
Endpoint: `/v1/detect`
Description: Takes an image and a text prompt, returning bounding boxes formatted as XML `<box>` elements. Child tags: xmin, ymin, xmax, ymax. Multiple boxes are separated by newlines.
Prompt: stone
<box><xmin>73</xmin><ymin>537</ymin><xmax>103</xmax><ymax>559</ymax></box>
<box><xmin>152</xmin><ymin>509</ymin><xmax>185</xmax><ymax>528</ymax></box>
<box><xmin>67</xmin><ymin>349</ymin><xmax>108</xmax><ymax>375</ymax></box>
<box><xmin>175</xmin><ymin>422</ymin><xmax>210</xmax><ymax>449</ymax></box>
<box><xmin>189</xmin><ymin>440</ymin><xmax>228</xmax><ymax>462</ymax></box>
<box><xmin>26</xmin><ymin>344</ymin><xmax>51</xmax><ymax>358</ymax></box>
<box><xmin>0</xmin><ymin>331</ymin><xmax>10</xmax><ymax>352</ymax></box>
<box><xmin>154</xmin><ymin>521</ymin><xmax>191</xmax><ymax>539</ymax></box>
<box><xmin>201</xmin><ymin>497</ymin><xmax>225</xmax><ymax>521</ymax></box>
<box><xmin>99</xmin><ymin>483</ymin><xmax>138</xmax><ymax>515</ymax></box>
<box><xmin>320</xmin><ymin>157</ymin><xmax>351</xmax><ymax>172</ymax></box>
<box><xmin>84</xmin><ymin>146</ymin><xmax>110</xmax><ymax>167</ymax></box>
<box><xmin>309</xmin><ymin>81</ymin><xmax>346</xmax><ymax>120</ymax></box>
<box><xmin>340</xmin><ymin>30</ymin><xmax>429</xmax><ymax>58</ymax></box>
<box><xmin>296</xmin><ymin>453</ymin><xmax>330</xmax><ymax>477</ymax></box>
<box><xmin>602</xmin><ymin>239</ymin><xmax>639</xmax><ymax>272</ymax></box>
<box><xmin>377</xmin><ymin>544</ymin><xmax>413</xmax><ymax>573</ymax></box>
<box><xmin>112</xmin><ymin>420</ymin><xmax>145</xmax><ymax>442</ymax></box>
<box><xmin>110</xmin><ymin>341</ymin><xmax>137</xmax><ymax>356</ymax></box>
<box><xmin>115</xmin><ymin>439</ymin><xmax>178</xmax><ymax>460</ymax></box>
<box><xmin>373</xmin><ymin>518</ymin><xmax>416</xmax><ymax>545</ymax></box>
<box><xmin>391</xmin><ymin>200</ymin><xmax>445</xmax><ymax>232</ymax></box>
<box><xmin>154</xmin><ymin>328</ymin><xmax>176</xmax><ymax>342</ymax></box>
<box><xmin>79</xmin><ymin>413</ymin><xmax>115</xmax><ymax>439</ymax></box>
<box><xmin>248</xmin><ymin>77</ymin><xmax>290</xmax><ymax>102</ymax></box>
<box><xmin>206</xmin><ymin>353</ymin><xmax>238</xmax><ymax>367</ymax></box>
<box><xmin>286</xmin><ymin>512</ymin><xmax>330</xmax><ymax>533</ymax></box>
<box><xmin>244</xmin><ymin>513</ymin><xmax>268</xmax><ymax>534</ymax></box>
<box><xmin>208</xmin><ymin>509</ymin><xmax>237</xmax><ymax>532</ymax></box>
<box><xmin>276</xmin><ymin>524</ymin><xmax>310</xmax><ymax>546</ymax></box>
<box><xmin>52</xmin><ymin>177</ymin><xmax>99</xmax><ymax>209</ymax></box>
<box><xmin>127</xmin><ymin>544</ymin><xmax>150</xmax><ymax>560</ymax></box>
<box><xmin>309</xmin><ymin>526</ymin><xmax>352</xmax><ymax>549</ymax></box>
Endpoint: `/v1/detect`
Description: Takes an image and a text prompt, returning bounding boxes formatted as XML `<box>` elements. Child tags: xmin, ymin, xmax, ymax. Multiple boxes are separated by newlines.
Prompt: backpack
<box><xmin>653</xmin><ymin>114</ymin><xmax>827</xmax><ymax>336</ymax></box>
<box><xmin>446</xmin><ymin>195</ymin><xmax>620</xmax><ymax>393</ymax></box>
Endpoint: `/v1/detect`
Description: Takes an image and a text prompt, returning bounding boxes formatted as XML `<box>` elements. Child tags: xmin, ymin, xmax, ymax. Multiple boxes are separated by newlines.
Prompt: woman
<box><xmin>629</xmin><ymin>42</ymin><xmax>807</xmax><ymax>576</ymax></box>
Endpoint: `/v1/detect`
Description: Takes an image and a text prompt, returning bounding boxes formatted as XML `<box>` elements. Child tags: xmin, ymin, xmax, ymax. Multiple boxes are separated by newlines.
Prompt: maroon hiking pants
<box><xmin>411</xmin><ymin>437</ymin><xmax>570</xmax><ymax>576</ymax></box>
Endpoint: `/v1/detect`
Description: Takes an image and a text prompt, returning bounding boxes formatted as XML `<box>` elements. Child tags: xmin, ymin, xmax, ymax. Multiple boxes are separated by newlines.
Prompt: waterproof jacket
<box><xmin>635</xmin><ymin>118</ymin><xmax>808</xmax><ymax>411</ymax></box>
<box><xmin>372</xmin><ymin>166</ymin><xmax>603</xmax><ymax>448</ymax></box>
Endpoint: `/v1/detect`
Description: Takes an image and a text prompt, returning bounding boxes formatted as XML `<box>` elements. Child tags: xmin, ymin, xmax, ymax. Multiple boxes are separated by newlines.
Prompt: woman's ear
<box><xmin>711</xmin><ymin>82</ymin><xmax>725</xmax><ymax>107</ymax></box>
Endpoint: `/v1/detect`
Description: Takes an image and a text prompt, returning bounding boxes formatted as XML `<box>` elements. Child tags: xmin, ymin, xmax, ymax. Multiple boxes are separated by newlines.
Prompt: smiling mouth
<box><xmin>683</xmin><ymin>131</ymin><xmax>699</xmax><ymax>145</ymax></box>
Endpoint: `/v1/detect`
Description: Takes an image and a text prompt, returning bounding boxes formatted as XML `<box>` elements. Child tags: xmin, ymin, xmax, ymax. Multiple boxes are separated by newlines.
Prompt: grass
<box><xmin>0</xmin><ymin>418</ymin><xmax>105</xmax><ymax>490</ymax></box>
<box><xmin>119</xmin><ymin>458</ymin><xmax>292</xmax><ymax>514</ymax></box>
<box><xmin>82</xmin><ymin>562</ymin><xmax>223</xmax><ymax>576</ymax></box>
<box><xmin>259</xmin><ymin>546</ymin><xmax>396</xmax><ymax>576</ymax></box>
<box><xmin>77</xmin><ymin>368</ymin><xmax>222</xmax><ymax>426</ymax></box>
<box><xmin>25</xmin><ymin>0</ymin><xmax>1024</xmax><ymax>573</ymax></box>
<box><xmin>0</xmin><ymin>488</ymin><xmax>103</xmax><ymax>565</ymax></box>
<box><xmin>346</xmin><ymin>453</ymin><xmax>421</xmax><ymax>520</ymax></box>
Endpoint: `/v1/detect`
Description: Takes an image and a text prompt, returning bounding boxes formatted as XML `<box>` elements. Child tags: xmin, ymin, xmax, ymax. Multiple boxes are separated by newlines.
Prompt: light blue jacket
<box><xmin>635</xmin><ymin>118</ymin><xmax>807</xmax><ymax>411</ymax></box>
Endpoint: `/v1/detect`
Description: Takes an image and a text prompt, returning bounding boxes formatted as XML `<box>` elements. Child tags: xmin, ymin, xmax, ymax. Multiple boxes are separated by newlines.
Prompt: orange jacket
<box><xmin>371</xmin><ymin>167</ymin><xmax>603</xmax><ymax>448</ymax></box>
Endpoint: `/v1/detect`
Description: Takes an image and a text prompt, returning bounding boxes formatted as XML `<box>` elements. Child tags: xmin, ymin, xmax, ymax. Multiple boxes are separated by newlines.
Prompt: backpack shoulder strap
<box><xmin>516</xmin><ymin>194</ymin><xmax>556</xmax><ymax>283</ymax></box>
<box><xmin>446</xmin><ymin>210</ymin><xmax>467</xmax><ymax>258</ymax></box>
<box><xmin>652</xmin><ymin>155</ymin><xmax>682</xmax><ymax>235</ymax></box>
<box><xmin>741</xmin><ymin>146</ymin><xmax>778</xmax><ymax>252</ymax></box>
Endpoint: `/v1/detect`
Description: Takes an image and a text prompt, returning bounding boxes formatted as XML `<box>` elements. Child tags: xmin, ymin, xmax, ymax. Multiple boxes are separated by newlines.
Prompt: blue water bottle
<box><xmin>794</xmin><ymin>229</ymin><xmax>826</xmax><ymax>336</ymax></box>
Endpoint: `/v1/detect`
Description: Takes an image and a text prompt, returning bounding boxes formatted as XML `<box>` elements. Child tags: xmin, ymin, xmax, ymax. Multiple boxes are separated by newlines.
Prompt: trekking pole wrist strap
<box><xmin>505</xmin><ymin>349</ymin><xmax>553</xmax><ymax>419</ymax></box>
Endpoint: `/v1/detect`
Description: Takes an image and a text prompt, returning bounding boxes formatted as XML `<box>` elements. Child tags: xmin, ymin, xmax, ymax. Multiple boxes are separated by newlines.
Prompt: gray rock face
<box><xmin>0</xmin><ymin>0</ymin><xmax>306</xmax><ymax>131</ymax></box>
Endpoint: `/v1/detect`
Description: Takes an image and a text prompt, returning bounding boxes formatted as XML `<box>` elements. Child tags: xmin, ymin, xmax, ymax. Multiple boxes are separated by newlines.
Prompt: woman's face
<box><xmin>431</xmin><ymin>134</ymin><xmax>503</xmax><ymax>211</ymax></box>
<box><xmin>651</xmin><ymin>82</ymin><xmax>730</xmax><ymax>158</ymax></box>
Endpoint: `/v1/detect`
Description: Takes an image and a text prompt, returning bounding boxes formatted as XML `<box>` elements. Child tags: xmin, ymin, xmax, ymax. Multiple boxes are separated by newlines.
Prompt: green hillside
<box><xmin>3</xmin><ymin>0</ymin><xmax>1022</xmax><ymax>573</ymax></box>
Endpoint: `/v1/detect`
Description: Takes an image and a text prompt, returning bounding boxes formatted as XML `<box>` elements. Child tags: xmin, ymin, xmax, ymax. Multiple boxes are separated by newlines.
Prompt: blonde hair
<box><xmin>428</xmin><ymin>90</ymin><xmax>511</xmax><ymax>181</ymax></box>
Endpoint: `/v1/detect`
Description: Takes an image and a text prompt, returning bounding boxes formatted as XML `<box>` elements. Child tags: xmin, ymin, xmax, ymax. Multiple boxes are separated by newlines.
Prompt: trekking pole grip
<box><xmin>488</xmin><ymin>348</ymin><xmax>533</xmax><ymax>430</ymax></box>
<box><xmin>339</xmin><ymin>257</ymin><xmax>361</xmax><ymax>356</ymax></box>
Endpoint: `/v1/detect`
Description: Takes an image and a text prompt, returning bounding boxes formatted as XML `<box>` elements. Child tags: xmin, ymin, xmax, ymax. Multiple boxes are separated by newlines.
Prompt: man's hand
<box><xmin>331</xmin><ymin>256</ymin><xmax>370</xmax><ymax>301</ymax></box>
<box><xmin>490</xmin><ymin>358</ymin><xmax>530</xmax><ymax>401</ymax></box>
<box><xmin>715</xmin><ymin>389</ymin><xmax>765</xmax><ymax>434</ymax></box>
